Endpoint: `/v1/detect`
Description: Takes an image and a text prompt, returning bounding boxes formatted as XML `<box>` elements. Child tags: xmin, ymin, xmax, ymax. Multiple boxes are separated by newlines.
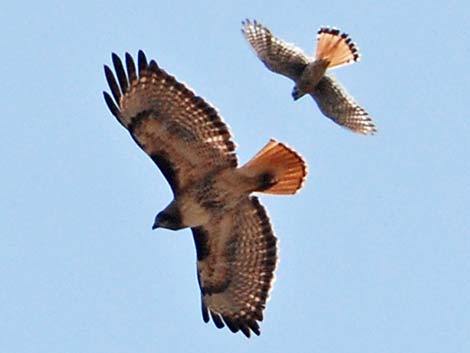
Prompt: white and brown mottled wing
<box><xmin>192</xmin><ymin>196</ymin><xmax>277</xmax><ymax>337</ymax></box>
<box><xmin>242</xmin><ymin>19</ymin><xmax>309</xmax><ymax>81</ymax></box>
<box><xmin>103</xmin><ymin>51</ymin><xmax>237</xmax><ymax>194</ymax></box>
<box><xmin>310</xmin><ymin>74</ymin><xmax>377</xmax><ymax>135</ymax></box>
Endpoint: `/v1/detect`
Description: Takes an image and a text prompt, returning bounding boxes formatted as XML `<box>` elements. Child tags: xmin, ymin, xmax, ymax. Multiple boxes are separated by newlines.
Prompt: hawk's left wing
<box><xmin>310</xmin><ymin>74</ymin><xmax>377</xmax><ymax>135</ymax></box>
<box><xmin>192</xmin><ymin>196</ymin><xmax>277</xmax><ymax>338</ymax></box>
<box><xmin>242</xmin><ymin>19</ymin><xmax>309</xmax><ymax>82</ymax></box>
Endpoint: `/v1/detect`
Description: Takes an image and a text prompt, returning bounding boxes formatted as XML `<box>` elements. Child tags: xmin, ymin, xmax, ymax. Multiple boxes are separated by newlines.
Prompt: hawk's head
<box><xmin>152</xmin><ymin>209</ymin><xmax>183</xmax><ymax>231</ymax></box>
<box><xmin>291</xmin><ymin>85</ymin><xmax>305</xmax><ymax>101</ymax></box>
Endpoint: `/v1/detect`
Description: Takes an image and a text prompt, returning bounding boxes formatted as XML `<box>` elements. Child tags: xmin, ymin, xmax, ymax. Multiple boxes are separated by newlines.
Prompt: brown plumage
<box><xmin>103</xmin><ymin>51</ymin><xmax>307</xmax><ymax>337</ymax></box>
<box><xmin>242</xmin><ymin>19</ymin><xmax>377</xmax><ymax>135</ymax></box>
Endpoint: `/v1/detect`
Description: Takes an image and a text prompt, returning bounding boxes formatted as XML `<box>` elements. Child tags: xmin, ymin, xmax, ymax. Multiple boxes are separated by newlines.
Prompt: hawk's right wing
<box><xmin>192</xmin><ymin>196</ymin><xmax>278</xmax><ymax>338</ymax></box>
<box><xmin>242</xmin><ymin>19</ymin><xmax>309</xmax><ymax>82</ymax></box>
<box><xmin>103</xmin><ymin>51</ymin><xmax>238</xmax><ymax>195</ymax></box>
<box><xmin>310</xmin><ymin>74</ymin><xmax>377</xmax><ymax>135</ymax></box>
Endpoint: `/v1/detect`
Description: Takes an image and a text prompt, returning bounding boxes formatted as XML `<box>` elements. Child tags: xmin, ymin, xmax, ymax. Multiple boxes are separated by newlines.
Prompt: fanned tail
<box><xmin>241</xmin><ymin>139</ymin><xmax>307</xmax><ymax>195</ymax></box>
<box><xmin>315</xmin><ymin>27</ymin><xmax>360</xmax><ymax>69</ymax></box>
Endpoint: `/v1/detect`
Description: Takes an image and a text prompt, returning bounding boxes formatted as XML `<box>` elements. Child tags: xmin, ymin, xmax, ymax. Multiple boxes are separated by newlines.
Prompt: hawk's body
<box><xmin>242</xmin><ymin>19</ymin><xmax>377</xmax><ymax>135</ymax></box>
<box><xmin>103</xmin><ymin>51</ymin><xmax>307</xmax><ymax>337</ymax></box>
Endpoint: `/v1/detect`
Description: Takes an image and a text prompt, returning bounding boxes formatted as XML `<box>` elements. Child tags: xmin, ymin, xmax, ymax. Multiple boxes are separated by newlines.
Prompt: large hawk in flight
<box><xmin>103</xmin><ymin>51</ymin><xmax>307</xmax><ymax>337</ymax></box>
<box><xmin>242</xmin><ymin>19</ymin><xmax>377</xmax><ymax>135</ymax></box>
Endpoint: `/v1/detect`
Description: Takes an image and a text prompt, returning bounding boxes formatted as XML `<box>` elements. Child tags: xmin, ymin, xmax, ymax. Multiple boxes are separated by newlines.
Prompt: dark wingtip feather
<box><xmin>148</xmin><ymin>60</ymin><xmax>159</xmax><ymax>73</ymax></box>
<box><xmin>112</xmin><ymin>53</ymin><xmax>128</xmax><ymax>93</ymax></box>
<box><xmin>103</xmin><ymin>91</ymin><xmax>120</xmax><ymax>118</ymax></box>
<box><xmin>222</xmin><ymin>316</ymin><xmax>240</xmax><ymax>333</ymax></box>
<box><xmin>239</xmin><ymin>325</ymin><xmax>251</xmax><ymax>338</ymax></box>
<box><xmin>246</xmin><ymin>320</ymin><xmax>261</xmax><ymax>336</ymax></box>
<box><xmin>210</xmin><ymin>312</ymin><xmax>225</xmax><ymax>329</ymax></box>
<box><xmin>242</xmin><ymin>18</ymin><xmax>252</xmax><ymax>27</ymax></box>
<box><xmin>104</xmin><ymin>64</ymin><xmax>121</xmax><ymax>104</ymax></box>
<box><xmin>125</xmin><ymin>52</ymin><xmax>137</xmax><ymax>82</ymax></box>
<box><xmin>201</xmin><ymin>301</ymin><xmax>210</xmax><ymax>323</ymax></box>
<box><xmin>137</xmin><ymin>50</ymin><xmax>148</xmax><ymax>72</ymax></box>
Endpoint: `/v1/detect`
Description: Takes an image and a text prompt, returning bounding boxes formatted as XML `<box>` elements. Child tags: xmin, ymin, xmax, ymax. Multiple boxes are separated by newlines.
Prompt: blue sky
<box><xmin>1</xmin><ymin>1</ymin><xmax>469</xmax><ymax>352</ymax></box>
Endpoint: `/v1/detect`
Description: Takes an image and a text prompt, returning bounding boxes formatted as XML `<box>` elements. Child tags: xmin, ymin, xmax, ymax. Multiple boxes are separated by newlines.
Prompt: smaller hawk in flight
<box><xmin>103</xmin><ymin>51</ymin><xmax>307</xmax><ymax>337</ymax></box>
<box><xmin>242</xmin><ymin>19</ymin><xmax>377</xmax><ymax>135</ymax></box>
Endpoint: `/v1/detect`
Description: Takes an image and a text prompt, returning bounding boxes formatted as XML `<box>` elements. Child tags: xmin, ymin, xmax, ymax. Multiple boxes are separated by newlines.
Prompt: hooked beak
<box><xmin>152</xmin><ymin>217</ymin><xmax>160</xmax><ymax>230</ymax></box>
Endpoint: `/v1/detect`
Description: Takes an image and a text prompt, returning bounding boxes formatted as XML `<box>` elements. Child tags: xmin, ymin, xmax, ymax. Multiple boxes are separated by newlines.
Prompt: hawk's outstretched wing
<box><xmin>242</xmin><ymin>19</ymin><xmax>309</xmax><ymax>81</ymax></box>
<box><xmin>103</xmin><ymin>51</ymin><xmax>238</xmax><ymax>195</ymax></box>
<box><xmin>192</xmin><ymin>196</ymin><xmax>277</xmax><ymax>338</ymax></box>
<box><xmin>310</xmin><ymin>75</ymin><xmax>377</xmax><ymax>135</ymax></box>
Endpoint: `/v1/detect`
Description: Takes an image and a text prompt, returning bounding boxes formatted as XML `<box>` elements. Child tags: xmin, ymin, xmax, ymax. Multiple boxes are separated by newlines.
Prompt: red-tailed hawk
<box><xmin>242</xmin><ymin>19</ymin><xmax>377</xmax><ymax>135</ymax></box>
<box><xmin>103</xmin><ymin>51</ymin><xmax>307</xmax><ymax>337</ymax></box>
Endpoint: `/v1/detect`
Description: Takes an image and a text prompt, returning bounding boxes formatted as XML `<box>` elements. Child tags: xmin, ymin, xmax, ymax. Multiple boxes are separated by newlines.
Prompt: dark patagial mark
<box><xmin>149</xmin><ymin>151</ymin><xmax>179</xmax><ymax>193</ymax></box>
<box><xmin>192</xmin><ymin>227</ymin><xmax>210</xmax><ymax>261</ymax></box>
